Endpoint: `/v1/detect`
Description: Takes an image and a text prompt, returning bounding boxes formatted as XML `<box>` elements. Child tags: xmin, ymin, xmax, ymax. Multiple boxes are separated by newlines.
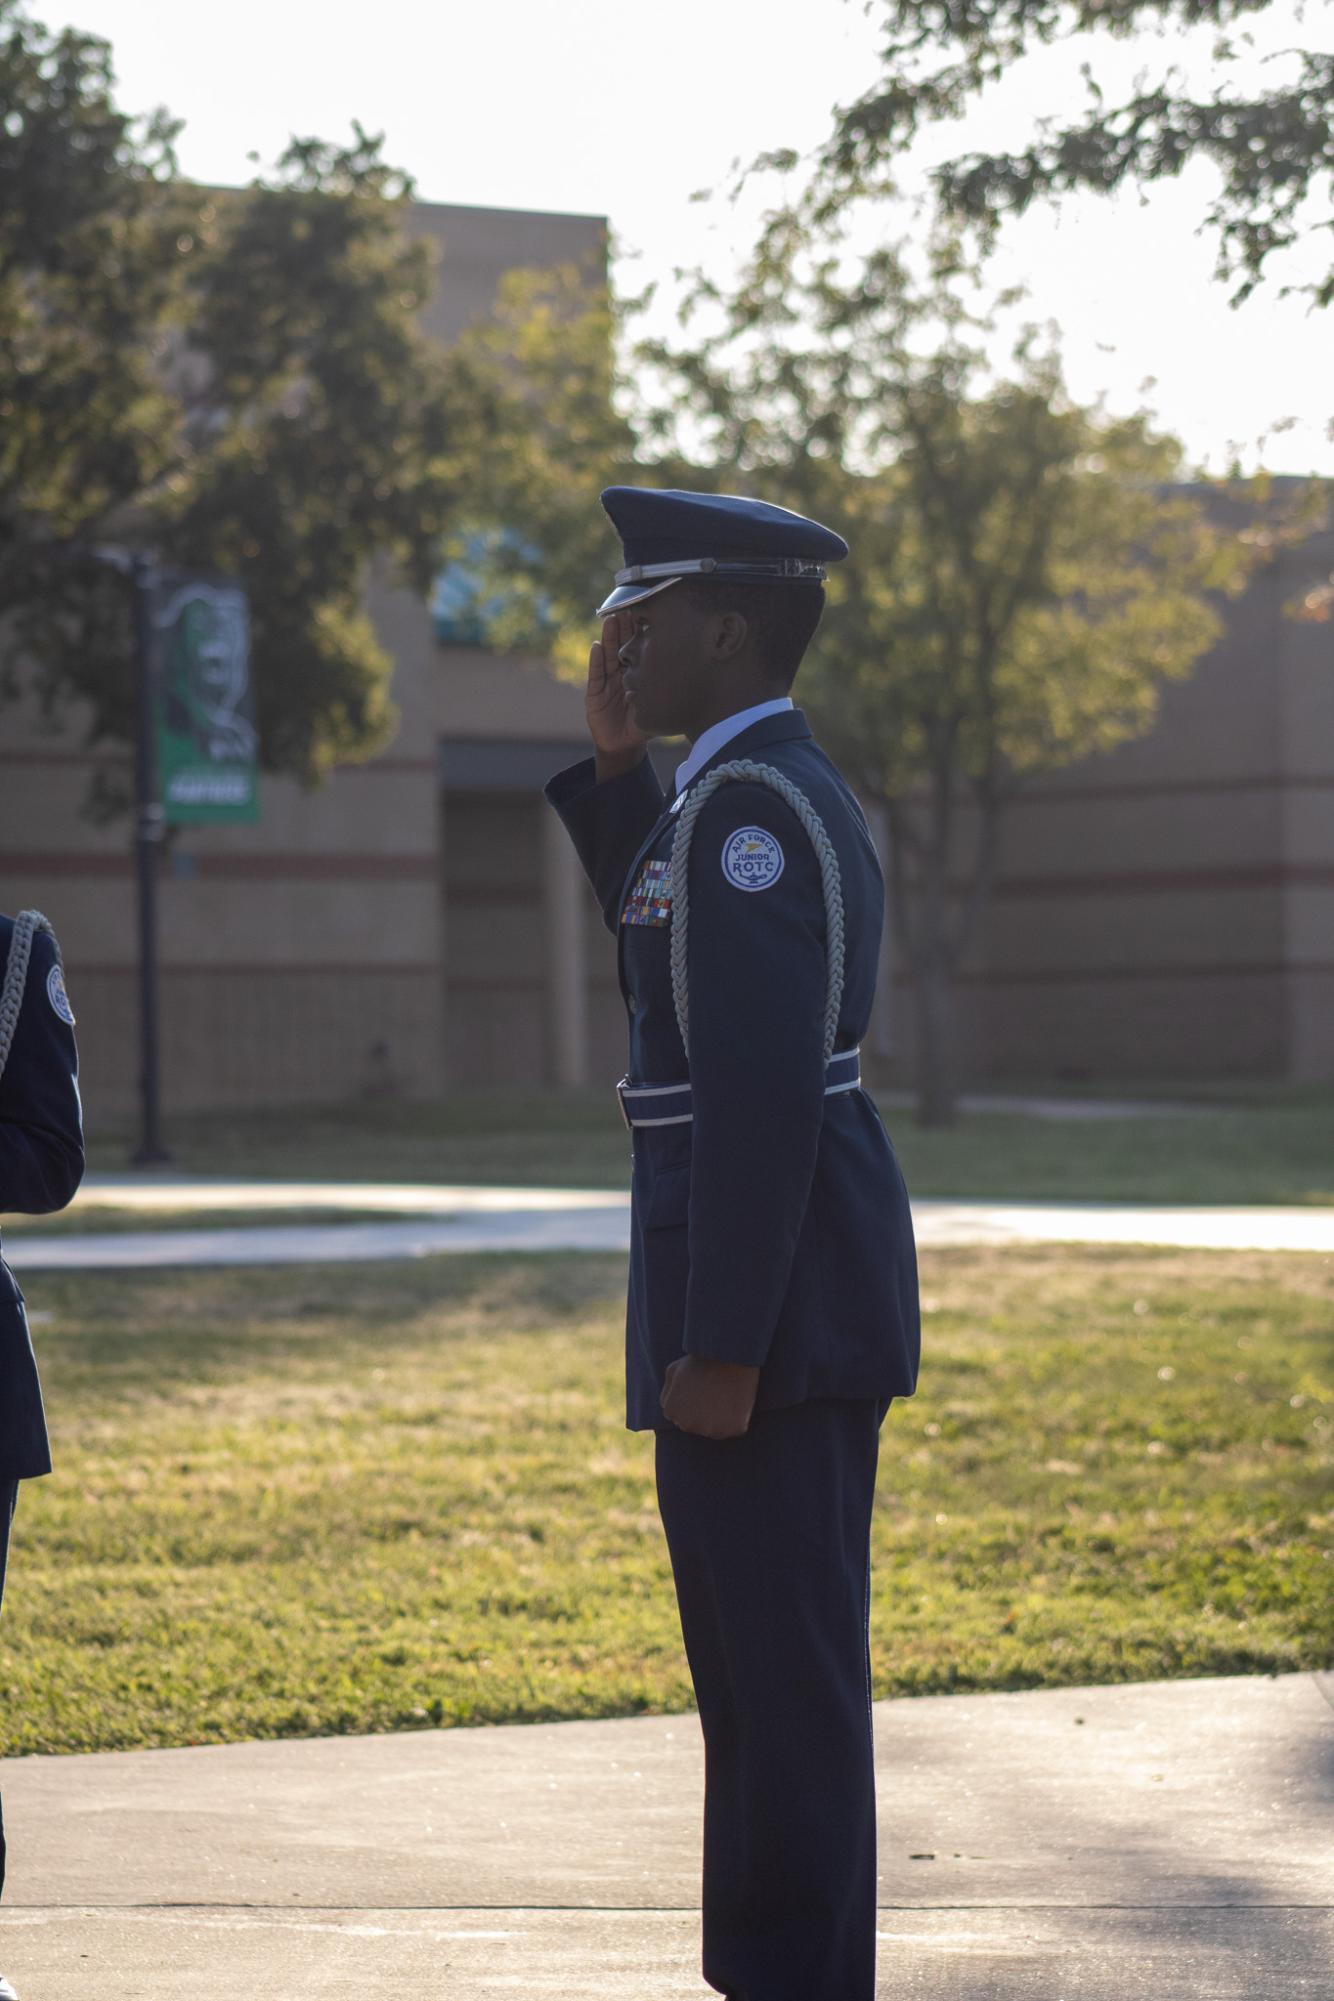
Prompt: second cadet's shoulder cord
<box><xmin>668</xmin><ymin>760</ymin><xmax>846</xmax><ymax>1067</ymax></box>
<box><xmin>0</xmin><ymin>908</ymin><xmax>57</xmax><ymax>1084</ymax></box>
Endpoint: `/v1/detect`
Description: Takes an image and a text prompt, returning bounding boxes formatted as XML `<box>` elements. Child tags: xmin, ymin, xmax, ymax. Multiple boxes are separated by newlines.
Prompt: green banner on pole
<box><xmin>153</xmin><ymin>572</ymin><xmax>259</xmax><ymax>824</ymax></box>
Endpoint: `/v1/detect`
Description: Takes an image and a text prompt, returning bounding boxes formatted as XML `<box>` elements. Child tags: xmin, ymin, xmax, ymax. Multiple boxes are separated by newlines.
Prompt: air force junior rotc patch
<box><xmin>722</xmin><ymin>826</ymin><xmax>785</xmax><ymax>892</ymax></box>
<box><xmin>46</xmin><ymin>960</ymin><xmax>76</xmax><ymax>1025</ymax></box>
<box><xmin>623</xmin><ymin>857</ymin><xmax>674</xmax><ymax>926</ymax></box>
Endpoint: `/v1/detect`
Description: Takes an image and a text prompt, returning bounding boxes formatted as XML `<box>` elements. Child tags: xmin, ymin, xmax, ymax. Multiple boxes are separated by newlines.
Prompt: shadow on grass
<box><xmin>28</xmin><ymin>1252</ymin><xmax>630</xmax><ymax>1408</ymax></box>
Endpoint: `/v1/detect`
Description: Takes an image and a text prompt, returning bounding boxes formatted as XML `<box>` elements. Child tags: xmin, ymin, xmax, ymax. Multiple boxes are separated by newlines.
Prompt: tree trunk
<box><xmin>912</xmin><ymin>950</ymin><xmax>958</xmax><ymax>1126</ymax></box>
<box><xmin>883</xmin><ymin>792</ymin><xmax>963</xmax><ymax>1127</ymax></box>
<box><xmin>884</xmin><ymin>768</ymin><xmax>1003</xmax><ymax>1128</ymax></box>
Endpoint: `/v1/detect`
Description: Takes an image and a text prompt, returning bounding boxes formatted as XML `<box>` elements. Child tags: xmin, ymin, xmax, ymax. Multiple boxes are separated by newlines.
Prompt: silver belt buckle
<box><xmin>615</xmin><ymin>1076</ymin><xmax>633</xmax><ymax>1131</ymax></box>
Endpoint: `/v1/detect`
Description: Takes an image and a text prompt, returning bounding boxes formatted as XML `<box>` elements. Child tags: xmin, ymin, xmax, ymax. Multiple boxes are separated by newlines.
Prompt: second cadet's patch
<box><xmin>622</xmin><ymin>858</ymin><xmax>674</xmax><ymax>926</ymax></box>
<box><xmin>46</xmin><ymin>961</ymin><xmax>76</xmax><ymax>1025</ymax></box>
<box><xmin>721</xmin><ymin>827</ymin><xmax>785</xmax><ymax>892</ymax></box>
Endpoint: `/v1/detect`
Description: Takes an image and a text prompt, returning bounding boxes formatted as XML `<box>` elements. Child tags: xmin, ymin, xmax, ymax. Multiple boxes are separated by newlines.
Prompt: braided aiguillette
<box><xmin>668</xmin><ymin>761</ymin><xmax>846</xmax><ymax>1067</ymax></box>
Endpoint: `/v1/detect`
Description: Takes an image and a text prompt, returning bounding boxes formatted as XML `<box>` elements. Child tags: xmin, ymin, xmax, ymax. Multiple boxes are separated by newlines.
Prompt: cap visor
<box><xmin>595</xmin><ymin>576</ymin><xmax>683</xmax><ymax>615</ymax></box>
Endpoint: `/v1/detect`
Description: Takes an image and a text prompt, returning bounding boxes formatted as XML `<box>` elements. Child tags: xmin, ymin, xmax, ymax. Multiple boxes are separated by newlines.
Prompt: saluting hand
<box><xmin>660</xmin><ymin>1355</ymin><xmax>761</xmax><ymax>1440</ymax></box>
<box><xmin>587</xmin><ymin>609</ymin><xmax>649</xmax><ymax>773</ymax></box>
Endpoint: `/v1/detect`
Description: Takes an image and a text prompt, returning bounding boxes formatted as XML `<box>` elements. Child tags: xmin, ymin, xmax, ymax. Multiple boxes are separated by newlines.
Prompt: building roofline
<box><xmin>189</xmin><ymin>178</ymin><xmax>606</xmax><ymax>230</ymax></box>
<box><xmin>408</xmin><ymin>192</ymin><xmax>607</xmax><ymax>228</ymax></box>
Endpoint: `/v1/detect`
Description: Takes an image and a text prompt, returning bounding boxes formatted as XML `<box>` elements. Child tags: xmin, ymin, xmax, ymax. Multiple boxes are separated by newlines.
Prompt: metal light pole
<box><xmin>56</xmin><ymin>542</ymin><xmax>254</xmax><ymax>1165</ymax></box>
<box><xmin>128</xmin><ymin>551</ymin><xmax>171</xmax><ymax>1165</ymax></box>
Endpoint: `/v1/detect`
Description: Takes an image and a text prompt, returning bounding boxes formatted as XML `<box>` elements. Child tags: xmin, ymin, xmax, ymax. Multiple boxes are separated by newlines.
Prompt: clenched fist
<box><xmin>660</xmin><ymin>1355</ymin><xmax>761</xmax><ymax>1440</ymax></box>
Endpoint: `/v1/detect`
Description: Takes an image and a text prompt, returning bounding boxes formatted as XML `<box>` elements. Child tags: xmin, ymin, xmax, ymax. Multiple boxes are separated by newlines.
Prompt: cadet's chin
<box><xmin>624</xmin><ymin>690</ymin><xmax>660</xmax><ymax>736</ymax></box>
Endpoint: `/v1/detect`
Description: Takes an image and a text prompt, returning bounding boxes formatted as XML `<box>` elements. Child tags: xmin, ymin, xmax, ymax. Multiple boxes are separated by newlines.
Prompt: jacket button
<box><xmin>628</xmin><ymin>995</ymin><xmax>638</xmax><ymax>1012</ymax></box>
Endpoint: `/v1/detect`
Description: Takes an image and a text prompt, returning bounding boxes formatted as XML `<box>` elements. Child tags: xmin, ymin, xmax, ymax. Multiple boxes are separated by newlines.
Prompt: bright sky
<box><xmin>41</xmin><ymin>0</ymin><xmax>1334</xmax><ymax>476</ymax></box>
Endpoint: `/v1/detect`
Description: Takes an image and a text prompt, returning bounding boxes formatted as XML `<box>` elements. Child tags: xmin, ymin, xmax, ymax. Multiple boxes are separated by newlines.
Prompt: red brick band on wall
<box><xmin>905</xmin><ymin>960</ymin><xmax>1334</xmax><ymax>988</ymax></box>
<box><xmin>13</xmin><ymin>852</ymin><xmax>1334</xmax><ymax>900</ymax></box>
<box><xmin>1011</xmin><ymin>773</ymin><xmax>1334</xmax><ymax>805</ymax></box>
<box><xmin>3</xmin><ymin>747</ymin><xmax>1332</xmax><ymax>793</ymax></box>
<box><xmin>7</xmin><ymin>853</ymin><xmax>1334</xmax><ymax>892</ymax></box>
<box><xmin>0</xmin><ymin>749</ymin><xmax>439</xmax><ymax>773</ymax></box>
<box><xmin>988</xmin><ymin>863</ymin><xmax>1334</xmax><ymax>897</ymax></box>
<box><xmin>65</xmin><ymin>962</ymin><xmax>441</xmax><ymax>977</ymax></box>
<box><xmin>0</xmin><ymin>852</ymin><xmax>439</xmax><ymax>879</ymax></box>
<box><xmin>447</xmin><ymin>964</ymin><xmax>1334</xmax><ymax>992</ymax></box>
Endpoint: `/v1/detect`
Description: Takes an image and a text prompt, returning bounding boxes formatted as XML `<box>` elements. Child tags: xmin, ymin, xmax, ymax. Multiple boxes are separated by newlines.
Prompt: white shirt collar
<box><xmin>671</xmin><ymin>697</ymin><xmax>795</xmax><ymax>810</ymax></box>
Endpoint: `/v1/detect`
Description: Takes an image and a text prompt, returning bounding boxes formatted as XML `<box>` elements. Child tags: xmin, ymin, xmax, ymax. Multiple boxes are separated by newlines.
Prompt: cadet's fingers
<box><xmin>588</xmin><ymin>636</ymin><xmax>605</xmax><ymax>689</ymax></box>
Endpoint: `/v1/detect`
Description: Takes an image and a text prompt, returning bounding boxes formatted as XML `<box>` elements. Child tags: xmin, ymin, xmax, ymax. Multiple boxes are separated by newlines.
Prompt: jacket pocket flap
<box><xmin>644</xmin><ymin>1165</ymin><xmax>690</xmax><ymax>1229</ymax></box>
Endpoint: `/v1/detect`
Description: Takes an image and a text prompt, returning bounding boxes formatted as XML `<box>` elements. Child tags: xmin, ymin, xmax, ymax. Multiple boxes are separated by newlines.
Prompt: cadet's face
<box><xmin>614</xmin><ymin>585</ymin><xmax>708</xmax><ymax>736</ymax></box>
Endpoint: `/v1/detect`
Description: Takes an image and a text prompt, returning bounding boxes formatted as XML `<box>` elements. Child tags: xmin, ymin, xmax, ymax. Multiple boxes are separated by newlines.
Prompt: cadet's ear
<box><xmin>710</xmin><ymin>609</ymin><xmax>749</xmax><ymax>663</ymax></box>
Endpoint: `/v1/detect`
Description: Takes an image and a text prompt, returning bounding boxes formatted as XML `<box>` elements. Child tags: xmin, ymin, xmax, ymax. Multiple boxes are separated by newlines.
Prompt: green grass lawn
<box><xmin>83</xmin><ymin>1094</ymin><xmax>632</xmax><ymax>1190</ymax></box>
<box><xmin>1</xmin><ymin>1246</ymin><xmax>1328</xmax><ymax>1757</ymax></box>
<box><xmin>74</xmin><ymin>1082</ymin><xmax>1334</xmax><ymax>1207</ymax></box>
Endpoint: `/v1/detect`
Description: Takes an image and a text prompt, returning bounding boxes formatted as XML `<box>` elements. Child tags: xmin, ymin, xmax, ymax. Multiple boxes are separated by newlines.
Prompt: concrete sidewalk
<box><xmin>59</xmin><ymin>1176</ymin><xmax>630</xmax><ymax>1214</ymax></box>
<box><xmin>2</xmin><ymin>1671</ymin><xmax>1330</xmax><ymax>1998</ymax></box>
<box><xmin>6</xmin><ymin>1176</ymin><xmax>1334</xmax><ymax>1268</ymax></box>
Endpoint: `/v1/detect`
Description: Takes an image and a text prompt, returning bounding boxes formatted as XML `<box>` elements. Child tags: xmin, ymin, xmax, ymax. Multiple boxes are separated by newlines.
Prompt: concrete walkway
<box><xmin>1</xmin><ymin>1671</ymin><xmax>1329</xmax><ymax>1998</ymax></box>
<box><xmin>51</xmin><ymin>1176</ymin><xmax>631</xmax><ymax>1215</ymax></box>
<box><xmin>5</xmin><ymin>1175</ymin><xmax>1334</xmax><ymax>1268</ymax></box>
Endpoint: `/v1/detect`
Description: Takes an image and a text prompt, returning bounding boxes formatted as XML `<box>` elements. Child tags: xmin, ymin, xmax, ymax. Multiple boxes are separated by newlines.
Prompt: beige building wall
<box><xmin>0</xmin><ymin>198</ymin><xmax>613</xmax><ymax>1125</ymax></box>
<box><xmin>1</xmin><ymin>188</ymin><xmax>1330</xmax><ymax>1115</ymax></box>
<box><xmin>900</xmin><ymin>501</ymin><xmax>1334</xmax><ymax>1084</ymax></box>
<box><xmin>1276</xmin><ymin>537</ymin><xmax>1334</xmax><ymax>1080</ymax></box>
<box><xmin>0</xmin><ymin>695</ymin><xmax>450</xmax><ymax>1119</ymax></box>
<box><xmin>4</xmin><ymin>486</ymin><xmax>1331</xmax><ymax>1116</ymax></box>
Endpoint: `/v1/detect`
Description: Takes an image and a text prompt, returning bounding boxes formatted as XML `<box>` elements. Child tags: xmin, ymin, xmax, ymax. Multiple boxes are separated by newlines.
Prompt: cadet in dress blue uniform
<box><xmin>544</xmin><ymin>489</ymin><xmax>920</xmax><ymax>2001</ymax></box>
<box><xmin>0</xmin><ymin>910</ymin><xmax>85</xmax><ymax>2000</ymax></box>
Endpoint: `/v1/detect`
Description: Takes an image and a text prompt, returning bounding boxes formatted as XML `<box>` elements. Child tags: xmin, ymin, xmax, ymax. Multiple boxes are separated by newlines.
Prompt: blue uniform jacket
<box><xmin>545</xmin><ymin>707</ymin><xmax>920</xmax><ymax>1432</ymax></box>
<box><xmin>0</xmin><ymin>915</ymin><xmax>85</xmax><ymax>1478</ymax></box>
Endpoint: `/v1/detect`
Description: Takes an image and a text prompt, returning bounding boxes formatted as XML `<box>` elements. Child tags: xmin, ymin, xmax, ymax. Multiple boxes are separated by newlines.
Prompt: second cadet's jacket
<box><xmin>546</xmin><ymin>706</ymin><xmax>920</xmax><ymax>1432</ymax></box>
<box><xmin>0</xmin><ymin>913</ymin><xmax>86</xmax><ymax>1478</ymax></box>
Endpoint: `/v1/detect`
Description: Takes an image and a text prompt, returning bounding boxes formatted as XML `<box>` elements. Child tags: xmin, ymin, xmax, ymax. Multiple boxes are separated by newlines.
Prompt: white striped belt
<box><xmin>616</xmin><ymin>1047</ymin><xmax>863</xmax><ymax>1130</ymax></box>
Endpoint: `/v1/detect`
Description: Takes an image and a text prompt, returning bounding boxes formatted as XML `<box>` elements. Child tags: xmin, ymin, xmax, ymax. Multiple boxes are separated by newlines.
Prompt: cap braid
<box><xmin>0</xmin><ymin>908</ymin><xmax>58</xmax><ymax>1082</ymax></box>
<box><xmin>668</xmin><ymin>760</ymin><xmax>846</xmax><ymax>1068</ymax></box>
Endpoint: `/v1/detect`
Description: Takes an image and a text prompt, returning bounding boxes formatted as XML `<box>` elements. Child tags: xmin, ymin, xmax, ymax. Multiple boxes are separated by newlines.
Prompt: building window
<box><xmin>431</xmin><ymin>527</ymin><xmax>554</xmax><ymax>649</ymax></box>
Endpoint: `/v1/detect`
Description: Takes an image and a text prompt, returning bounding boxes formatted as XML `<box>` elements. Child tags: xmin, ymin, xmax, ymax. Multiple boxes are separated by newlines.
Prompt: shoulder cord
<box><xmin>0</xmin><ymin>908</ymin><xmax>58</xmax><ymax>1083</ymax></box>
<box><xmin>668</xmin><ymin>759</ymin><xmax>846</xmax><ymax>1068</ymax></box>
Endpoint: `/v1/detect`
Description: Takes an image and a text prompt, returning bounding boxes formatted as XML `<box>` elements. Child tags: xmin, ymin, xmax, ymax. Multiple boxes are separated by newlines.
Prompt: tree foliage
<box><xmin>457</xmin><ymin>212</ymin><xmax>1281</xmax><ymax>1116</ymax></box>
<box><xmin>811</xmin><ymin>0</ymin><xmax>1334</xmax><ymax>310</ymax></box>
<box><xmin>436</xmin><ymin>261</ymin><xmax>642</xmax><ymax>673</ymax></box>
<box><xmin>0</xmin><ymin>0</ymin><xmax>472</xmax><ymax>813</ymax></box>
<box><xmin>649</xmin><ymin>219</ymin><xmax>1287</xmax><ymax>1115</ymax></box>
<box><xmin>434</xmin><ymin>255</ymin><xmax>722</xmax><ymax>681</ymax></box>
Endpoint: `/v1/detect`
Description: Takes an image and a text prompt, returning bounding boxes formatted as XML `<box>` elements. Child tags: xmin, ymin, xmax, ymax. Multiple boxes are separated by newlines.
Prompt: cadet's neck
<box><xmin>684</xmin><ymin>674</ymin><xmax>786</xmax><ymax>745</ymax></box>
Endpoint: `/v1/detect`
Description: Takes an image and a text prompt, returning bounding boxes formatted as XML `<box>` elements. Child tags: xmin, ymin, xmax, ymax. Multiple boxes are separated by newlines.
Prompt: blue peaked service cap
<box><xmin>596</xmin><ymin>486</ymin><xmax>849</xmax><ymax>615</ymax></box>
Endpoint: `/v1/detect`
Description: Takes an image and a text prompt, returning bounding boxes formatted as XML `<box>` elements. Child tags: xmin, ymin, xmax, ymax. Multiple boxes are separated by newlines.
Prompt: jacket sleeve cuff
<box><xmin>544</xmin><ymin>755</ymin><xmax>600</xmax><ymax>810</ymax></box>
<box><xmin>682</xmin><ymin>1327</ymin><xmax>772</xmax><ymax>1368</ymax></box>
<box><xmin>544</xmin><ymin>754</ymin><xmax>667</xmax><ymax>928</ymax></box>
<box><xmin>544</xmin><ymin>753</ymin><xmax>663</xmax><ymax>816</ymax></box>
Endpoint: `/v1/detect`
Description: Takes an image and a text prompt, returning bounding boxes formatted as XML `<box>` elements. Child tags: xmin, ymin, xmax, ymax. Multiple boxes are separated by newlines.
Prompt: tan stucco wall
<box><xmin>925</xmin><ymin>508</ymin><xmax>1334</xmax><ymax>1083</ymax></box>
<box><xmin>1</xmin><ymin>190</ymin><xmax>1329</xmax><ymax>1114</ymax></box>
<box><xmin>0</xmin><ymin>197</ymin><xmax>608</xmax><ymax>1124</ymax></box>
<box><xmin>1276</xmin><ymin>532</ymin><xmax>1334</xmax><ymax>1080</ymax></box>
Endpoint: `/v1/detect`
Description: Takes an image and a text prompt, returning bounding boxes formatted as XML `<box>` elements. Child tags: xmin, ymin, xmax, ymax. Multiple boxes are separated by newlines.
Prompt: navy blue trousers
<box><xmin>0</xmin><ymin>1477</ymin><xmax>18</xmax><ymax>1902</ymax></box>
<box><xmin>655</xmin><ymin>1395</ymin><xmax>887</xmax><ymax>2001</ymax></box>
